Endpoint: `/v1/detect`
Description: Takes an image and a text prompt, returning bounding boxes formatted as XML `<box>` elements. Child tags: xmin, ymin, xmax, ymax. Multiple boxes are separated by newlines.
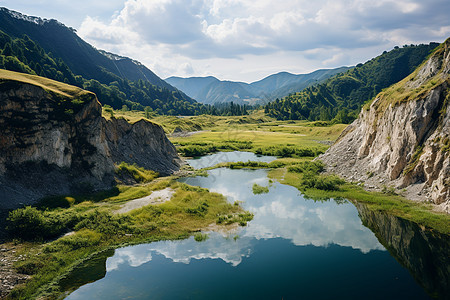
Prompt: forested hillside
<box><xmin>265</xmin><ymin>43</ymin><xmax>439</xmax><ymax>122</ymax></box>
<box><xmin>0</xmin><ymin>7</ymin><xmax>221</xmax><ymax>115</ymax></box>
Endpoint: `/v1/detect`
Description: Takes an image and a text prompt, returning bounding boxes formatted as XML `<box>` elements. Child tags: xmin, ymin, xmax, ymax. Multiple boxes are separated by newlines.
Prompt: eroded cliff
<box><xmin>319</xmin><ymin>38</ymin><xmax>450</xmax><ymax>210</ymax></box>
<box><xmin>0</xmin><ymin>70</ymin><xmax>180</xmax><ymax>209</ymax></box>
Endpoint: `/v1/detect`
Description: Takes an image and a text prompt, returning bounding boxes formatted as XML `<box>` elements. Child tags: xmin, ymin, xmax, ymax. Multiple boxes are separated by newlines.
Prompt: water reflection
<box><xmin>356</xmin><ymin>202</ymin><xmax>450</xmax><ymax>298</ymax></box>
<box><xmin>186</xmin><ymin>151</ymin><xmax>276</xmax><ymax>169</ymax></box>
<box><xmin>180</xmin><ymin>168</ymin><xmax>384</xmax><ymax>253</ymax></box>
<box><xmin>64</xmin><ymin>163</ymin><xmax>445</xmax><ymax>299</ymax></box>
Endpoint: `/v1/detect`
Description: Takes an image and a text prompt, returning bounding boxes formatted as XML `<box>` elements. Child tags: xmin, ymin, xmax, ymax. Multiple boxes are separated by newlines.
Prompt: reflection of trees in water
<box><xmin>356</xmin><ymin>202</ymin><xmax>449</xmax><ymax>299</ymax></box>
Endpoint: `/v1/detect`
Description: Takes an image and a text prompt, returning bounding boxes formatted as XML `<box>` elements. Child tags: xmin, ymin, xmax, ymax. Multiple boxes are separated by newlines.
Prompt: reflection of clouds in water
<box><xmin>108</xmin><ymin>168</ymin><xmax>385</xmax><ymax>271</ymax></box>
<box><xmin>107</xmin><ymin>247</ymin><xmax>152</xmax><ymax>271</ymax></box>
<box><xmin>187</xmin><ymin>151</ymin><xmax>276</xmax><ymax>169</ymax></box>
<box><xmin>106</xmin><ymin>233</ymin><xmax>253</xmax><ymax>271</ymax></box>
<box><xmin>244</xmin><ymin>192</ymin><xmax>384</xmax><ymax>253</ymax></box>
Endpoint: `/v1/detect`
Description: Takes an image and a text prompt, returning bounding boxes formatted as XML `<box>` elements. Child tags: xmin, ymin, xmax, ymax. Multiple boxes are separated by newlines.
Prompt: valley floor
<box><xmin>2</xmin><ymin>111</ymin><xmax>449</xmax><ymax>299</ymax></box>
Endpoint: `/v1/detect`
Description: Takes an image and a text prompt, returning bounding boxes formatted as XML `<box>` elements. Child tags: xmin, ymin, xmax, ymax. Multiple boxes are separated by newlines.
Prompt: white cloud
<box><xmin>7</xmin><ymin>0</ymin><xmax>448</xmax><ymax>81</ymax></box>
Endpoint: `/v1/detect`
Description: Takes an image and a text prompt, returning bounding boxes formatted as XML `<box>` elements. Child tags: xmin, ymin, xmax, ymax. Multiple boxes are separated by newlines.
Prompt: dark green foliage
<box><xmin>287</xmin><ymin>161</ymin><xmax>325</xmax><ymax>173</ymax></box>
<box><xmin>185</xmin><ymin>201</ymin><xmax>209</xmax><ymax>216</ymax></box>
<box><xmin>229</xmin><ymin>161</ymin><xmax>270</xmax><ymax>169</ymax></box>
<box><xmin>6</xmin><ymin>206</ymin><xmax>65</xmax><ymax>240</ymax></box>
<box><xmin>300</xmin><ymin>172</ymin><xmax>345</xmax><ymax>191</ymax></box>
<box><xmin>265</xmin><ymin>43</ymin><xmax>439</xmax><ymax>122</ymax></box>
<box><xmin>73</xmin><ymin>210</ymin><xmax>131</xmax><ymax>235</ymax></box>
<box><xmin>194</xmin><ymin>232</ymin><xmax>209</xmax><ymax>242</ymax></box>
<box><xmin>176</xmin><ymin>140</ymin><xmax>253</xmax><ymax>157</ymax></box>
<box><xmin>254</xmin><ymin>145</ymin><xmax>323</xmax><ymax>157</ymax></box>
<box><xmin>252</xmin><ymin>183</ymin><xmax>269</xmax><ymax>194</ymax></box>
<box><xmin>0</xmin><ymin>25</ymin><xmax>251</xmax><ymax>116</ymax></box>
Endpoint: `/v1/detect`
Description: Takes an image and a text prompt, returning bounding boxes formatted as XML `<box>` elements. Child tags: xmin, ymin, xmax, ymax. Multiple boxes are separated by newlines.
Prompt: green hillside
<box><xmin>264</xmin><ymin>43</ymin><xmax>439</xmax><ymax>122</ymax></box>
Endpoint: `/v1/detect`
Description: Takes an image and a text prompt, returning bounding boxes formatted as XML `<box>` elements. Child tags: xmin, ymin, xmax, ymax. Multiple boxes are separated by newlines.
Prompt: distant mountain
<box><xmin>265</xmin><ymin>43</ymin><xmax>440</xmax><ymax>122</ymax></box>
<box><xmin>253</xmin><ymin>67</ymin><xmax>350</xmax><ymax>99</ymax></box>
<box><xmin>166</xmin><ymin>67</ymin><xmax>349</xmax><ymax>105</ymax></box>
<box><xmin>0</xmin><ymin>7</ymin><xmax>217</xmax><ymax>115</ymax></box>
<box><xmin>0</xmin><ymin>7</ymin><xmax>176</xmax><ymax>91</ymax></box>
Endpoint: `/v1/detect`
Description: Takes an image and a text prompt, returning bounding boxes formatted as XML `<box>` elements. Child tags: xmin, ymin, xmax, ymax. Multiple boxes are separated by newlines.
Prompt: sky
<box><xmin>1</xmin><ymin>0</ymin><xmax>449</xmax><ymax>83</ymax></box>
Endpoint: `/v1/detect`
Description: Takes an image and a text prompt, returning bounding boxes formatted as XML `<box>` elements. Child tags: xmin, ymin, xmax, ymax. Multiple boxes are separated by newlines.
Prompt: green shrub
<box><xmin>6</xmin><ymin>206</ymin><xmax>65</xmax><ymax>240</ymax></box>
<box><xmin>185</xmin><ymin>201</ymin><xmax>209</xmax><ymax>216</ymax></box>
<box><xmin>74</xmin><ymin>210</ymin><xmax>131</xmax><ymax>235</ymax></box>
<box><xmin>252</xmin><ymin>183</ymin><xmax>269</xmax><ymax>194</ymax></box>
<box><xmin>300</xmin><ymin>172</ymin><xmax>345</xmax><ymax>191</ymax></box>
<box><xmin>287</xmin><ymin>161</ymin><xmax>325</xmax><ymax>173</ymax></box>
<box><xmin>194</xmin><ymin>232</ymin><xmax>209</xmax><ymax>242</ymax></box>
<box><xmin>255</xmin><ymin>145</ymin><xmax>323</xmax><ymax>158</ymax></box>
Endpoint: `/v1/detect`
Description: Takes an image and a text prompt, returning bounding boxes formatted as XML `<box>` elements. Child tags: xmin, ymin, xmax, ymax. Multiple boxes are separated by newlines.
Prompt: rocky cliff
<box><xmin>0</xmin><ymin>70</ymin><xmax>180</xmax><ymax>209</ymax></box>
<box><xmin>103</xmin><ymin>118</ymin><xmax>181</xmax><ymax>176</ymax></box>
<box><xmin>319</xmin><ymin>38</ymin><xmax>450</xmax><ymax>210</ymax></box>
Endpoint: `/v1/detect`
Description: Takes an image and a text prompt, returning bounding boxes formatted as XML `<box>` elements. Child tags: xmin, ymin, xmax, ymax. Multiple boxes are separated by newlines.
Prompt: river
<box><xmin>64</xmin><ymin>152</ymin><xmax>448</xmax><ymax>299</ymax></box>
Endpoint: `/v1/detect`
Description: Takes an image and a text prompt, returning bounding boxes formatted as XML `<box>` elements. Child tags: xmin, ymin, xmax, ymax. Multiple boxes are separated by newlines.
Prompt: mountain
<box><xmin>166</xmin><ymin>67</ymin><xmax>349</xmax><ymax>105</ymax></box>
<box><xmin>251</xmin><ymin>67</ymin><xmax>350</xmax><ymax>99</ymax></box>
<box><xmin>265</xmin><ymin>43</ymin><xmax>440</xmax><ymax>122</ymax></box>
<box><xmin>319</xmin><ymin>38</ymin><xmax>450</xmax><ymax>206</ymax></box>
<box><xmin>0</xmin><ymin>7</ymin><xmax>175</xmax><ymax>90</ymax></box>
<box><xmin>164</xmin><ymin>76</ymin><xmax>220</xmax><ymax>100</ymax></box>
<box><xmin>0</xmin><ymin>69</ymin><xmax>181</xmax><ymax>209</ymax></box>
<box><xmin>0</xmin><ymin>7</ymin><xmax>212</xmax><ymax>115</ymax></box>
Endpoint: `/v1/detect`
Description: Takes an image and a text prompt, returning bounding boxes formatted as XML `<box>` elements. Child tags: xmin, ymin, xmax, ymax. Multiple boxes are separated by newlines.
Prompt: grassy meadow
<box><xmin>5</xmin><ymin>108</ymin><xmax>449</xmax><ymax>299</ymax></box>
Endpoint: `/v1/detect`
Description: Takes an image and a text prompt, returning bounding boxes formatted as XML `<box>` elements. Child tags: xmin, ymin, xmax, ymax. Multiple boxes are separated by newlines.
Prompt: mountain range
<box><xmin>0</xmin><ymin>7</ymin><xmax>175</xmax><ymax>91</ymax></box>
<box><xmin>265</xmin><ymin>42</ymin><xmax>440</xmax><ymax>122</ymax></box>
<box><xmin>0</xmin><ymin>7</ymin><xmax>214</xmax><ymax>116</ymax></box>
<box><xmin>166</xmin><ymin>67</ymin><xmax>350</xmax><ymax>105</ymax></box>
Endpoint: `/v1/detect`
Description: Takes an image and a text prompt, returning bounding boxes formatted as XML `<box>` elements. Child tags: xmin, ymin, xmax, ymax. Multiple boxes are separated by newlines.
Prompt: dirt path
<box><xmin>115</xmin><ymin>188</ymin><xmax>174</xmax><ymax>214</ymax></box>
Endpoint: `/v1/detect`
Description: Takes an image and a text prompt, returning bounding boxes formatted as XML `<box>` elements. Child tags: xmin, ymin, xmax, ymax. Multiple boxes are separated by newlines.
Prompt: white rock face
<box><xmin>319</xmin><ymin>39</ymin><xmax>450</xmax><ymax>210</ymax></box>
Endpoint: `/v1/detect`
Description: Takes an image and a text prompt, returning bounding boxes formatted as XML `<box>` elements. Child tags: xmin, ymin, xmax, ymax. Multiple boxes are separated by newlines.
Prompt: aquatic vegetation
<box><xmin>252</xmin><ymin>183</ymin><xmax>269</xmax><ymax>194</ymax></box>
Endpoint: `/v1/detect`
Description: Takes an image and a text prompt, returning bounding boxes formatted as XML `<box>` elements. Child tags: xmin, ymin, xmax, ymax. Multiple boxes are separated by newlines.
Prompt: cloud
<box><xmin>75</xmin><ymin>0</ymin><xmax>450</xmax><ymax>81</ymax></box>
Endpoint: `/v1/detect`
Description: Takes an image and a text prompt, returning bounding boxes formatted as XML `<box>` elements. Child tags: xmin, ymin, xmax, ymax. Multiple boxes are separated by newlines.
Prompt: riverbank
<box><xmin>2</xmin><ymin>178</ymin><xmax>253</xmax><ymax>299</ymax></box>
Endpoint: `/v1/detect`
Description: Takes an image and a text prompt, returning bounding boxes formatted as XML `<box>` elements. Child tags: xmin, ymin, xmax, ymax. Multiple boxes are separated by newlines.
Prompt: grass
<box><xmin>115</xmin><ymin>162</ymin><xmax>159</xmax><ymax>183</ymax></box>
<box><xmin>252</xmin><ymin>183</ymin><xmax>269</xmax><ymax>194</ymax></box>
<box><xmin>194</xmin><ymin>233</ymin><xmax>209</xmax><ymax>242</ymax></box>
<box><xmin>268</xmin><ymin>167</ymin><xmax>450</xmax><ymax>235</ymax></box>
<box><xmin>0</xmin><ymin>69</ymin><xmax>89</xmax><ymax>98</ymax></box>
<box><xmin>6</xmin><ymin>178</ymin><xmax>252</xmax><ymax>299</ymax></box>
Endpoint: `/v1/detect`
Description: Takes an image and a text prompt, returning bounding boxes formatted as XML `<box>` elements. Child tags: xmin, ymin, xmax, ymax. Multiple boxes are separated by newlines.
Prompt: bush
<box><xmin>194</xmin><ymin>233</ymin><xmax>209</xmax><ymax>242</ymax></box>
<box><xmin>287</xmin><ymin>161</ymin><xmax>325</xmax><ymax>174</ymax></box>
<box><xmin>255</xmin><ymin>146</ymin><xmax>323</xmax><ymax>158</ymax></box>
<box><xmin>300</xmin><ymin>172</ymin><xmax>345</xmax><ymax>191</ymax></box>
<box><xmin>74</xmin><ymin>210</ymin><xmax>131</xmax><ymax>235</ymax></box>
<box><xmin>6</xmin><ymin>206</ymin><xmax>65</xmax><ymax>240</ymax></box>
<box><xmin>252</xmin><ymin>183</ymin><xmax>269</xmax><ymax>194</ymax></box>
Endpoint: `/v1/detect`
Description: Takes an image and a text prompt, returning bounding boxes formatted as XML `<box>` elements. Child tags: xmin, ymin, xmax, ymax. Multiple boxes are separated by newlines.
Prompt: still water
<box><xmin>65</xmin><ymin>153</ymin><xmax>446</xmax><ymax>299</ymax></box>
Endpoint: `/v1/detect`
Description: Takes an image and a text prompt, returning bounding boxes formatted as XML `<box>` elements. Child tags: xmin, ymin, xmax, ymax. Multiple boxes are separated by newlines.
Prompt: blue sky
<box><xmin>1</xmin><ymin>0</ymin><xmax>449</xmax><ymax>82</ymax></box>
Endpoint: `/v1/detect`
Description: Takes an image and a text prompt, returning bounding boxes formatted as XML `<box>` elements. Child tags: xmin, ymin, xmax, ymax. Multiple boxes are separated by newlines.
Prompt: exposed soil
<box><xmin>0</xmin><ymin>244</ymin><xmax>30</xmax><ymax>299</ymax></box>
<box><xmin>114</xmin><ymin>188</ymin><xmax>174</xmax><ymax>214</ymax></box>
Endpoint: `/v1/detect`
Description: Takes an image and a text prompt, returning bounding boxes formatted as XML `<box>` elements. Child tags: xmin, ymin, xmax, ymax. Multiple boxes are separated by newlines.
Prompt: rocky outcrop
<box><xmin>356</xmin><ymin>202</ymin><xmax>449</xmax><ymax>299</ymax></box>
<box><xmin>319</xmin><ymin>38</ymin><xmax>450</xmax><ymax>210</ymax></box>
<box><xmin>0</xmin><ymin>70</ymin><xmax>180</xmax><ymax>209</ymax></box>
<box><xmin>103</xmin><ymin>118</ymin><xmax>181</xmax><ymax>176</ymax></box>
